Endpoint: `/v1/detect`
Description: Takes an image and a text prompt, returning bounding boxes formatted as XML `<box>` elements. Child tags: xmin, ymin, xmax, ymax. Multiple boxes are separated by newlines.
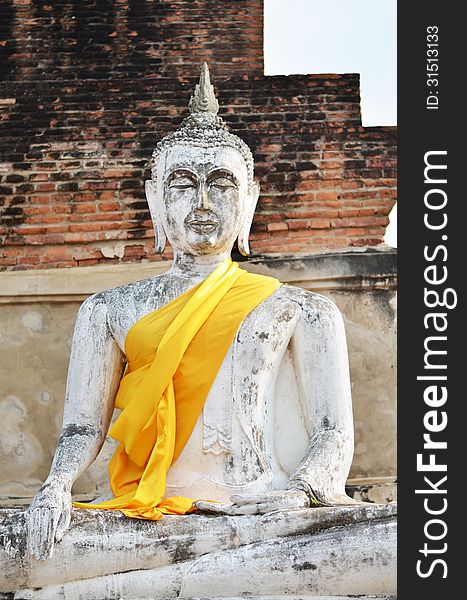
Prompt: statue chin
<box><xmin>166</xmin><ymin>226</ymin><xmax>240</xmax><ymax>259</ymax></box>
<box><xmin>0</xmin><ymin>64</ymin><xmax>397</xmax><ymax>599</ymax></box>
<box><xmin>182</xmin><ymin>230</ymin><xmax>230</xmax><ymax>255</ymax></box>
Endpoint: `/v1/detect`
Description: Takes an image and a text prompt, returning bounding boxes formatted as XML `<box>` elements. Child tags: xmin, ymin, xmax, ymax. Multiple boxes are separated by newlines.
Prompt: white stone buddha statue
<box><xmin>0</xmin><ymin>63</ymin><xmax>398</xmax><ymax>600</ymax></box>
<box><xmin>25</xmin><ymin>63</ymin><xmax>355</xmax><ymax>563</ymax></box>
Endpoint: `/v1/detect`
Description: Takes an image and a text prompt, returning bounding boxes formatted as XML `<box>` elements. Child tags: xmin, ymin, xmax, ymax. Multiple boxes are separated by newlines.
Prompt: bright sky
<box><xmin>264</xmin><ymin>0</ymin><xmax>397</xmax><ymax>126</ymax></box>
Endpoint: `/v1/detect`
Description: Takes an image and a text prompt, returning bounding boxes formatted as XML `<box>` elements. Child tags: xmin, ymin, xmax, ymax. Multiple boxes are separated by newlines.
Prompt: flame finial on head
<box><xmin>152</xmin><ymin>63</ymin><xmax>254</xmax><ymax>187</ymax></box>
<box><xmin>188</xmin><ymin>62</ymin><xmax>219</xmax><ymax>117</ymax></box>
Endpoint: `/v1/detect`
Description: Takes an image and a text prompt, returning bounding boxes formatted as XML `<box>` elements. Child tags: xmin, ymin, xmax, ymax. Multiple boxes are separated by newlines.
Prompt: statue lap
<box><xmin>0</xmin><ymin>503</ymin><xmax>396</xmax><ymax>599</ymax></box>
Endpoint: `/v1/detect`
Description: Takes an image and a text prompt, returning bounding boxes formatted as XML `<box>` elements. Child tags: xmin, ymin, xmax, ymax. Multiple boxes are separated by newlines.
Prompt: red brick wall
<box><xmin>0</xmin><ymin>0</ymin><xmax>396</xmax><ymax>270</ymax></box>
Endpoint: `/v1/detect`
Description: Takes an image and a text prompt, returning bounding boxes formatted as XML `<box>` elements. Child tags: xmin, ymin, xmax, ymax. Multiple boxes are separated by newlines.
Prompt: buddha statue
<box><xmin>0</xmin><ymin>64</ymin><xmax>395</xmax><ymax>598</ymax></box>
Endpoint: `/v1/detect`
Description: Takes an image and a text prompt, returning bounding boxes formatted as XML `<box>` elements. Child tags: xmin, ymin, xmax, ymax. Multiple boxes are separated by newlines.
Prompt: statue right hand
<box><xmin>26</xmin><ymin>478</ymin><xmax>72</xmax><ymax>561</ymax></box>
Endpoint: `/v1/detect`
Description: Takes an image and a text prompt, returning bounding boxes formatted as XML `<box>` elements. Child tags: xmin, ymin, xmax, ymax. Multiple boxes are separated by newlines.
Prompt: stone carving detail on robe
<box><xmin>202</xmin><ymin>421</ymin><xmax>232</xmax><ymax>455</ymax></box>
<box><xmin>202</xmin><ymin>357</ymin><xmax>234</xmax><ymax>456</ymax></box>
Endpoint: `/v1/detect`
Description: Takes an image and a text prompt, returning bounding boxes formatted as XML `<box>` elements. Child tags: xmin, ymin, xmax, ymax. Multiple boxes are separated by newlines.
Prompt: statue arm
<box><xmin>27</xmin><ymin>293</ymin><xmax>125</xmax><ymax>559</ymax></box>
<box><xmin>196</xmin><ymin>290</ymin><xmax>354</xmax><ymax>516</ymax></box>
<box><xmin>287</xmin><ymin>293</ymin><xmax>355</xmax><ymax>505</ymax></box>
<box><xmin>49</xmin><ymin>292</ymin><xmax>124</xmax><ymax>485</ymax></box>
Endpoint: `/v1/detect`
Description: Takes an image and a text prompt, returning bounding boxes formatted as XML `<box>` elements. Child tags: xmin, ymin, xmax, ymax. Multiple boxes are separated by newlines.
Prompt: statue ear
<box><xmin>237</xmin><ymin>182</ymin><xmax>260</xmax><ymax>256</ymax></box>
<box><xmin>145</xmin><ymin>179</ymin><xmax>167</xmax><ymax>254</ymax></box>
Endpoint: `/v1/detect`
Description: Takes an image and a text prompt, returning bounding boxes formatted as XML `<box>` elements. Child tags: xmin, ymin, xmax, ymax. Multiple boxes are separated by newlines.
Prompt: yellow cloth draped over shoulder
<box><xmin>73</xmin><ymin>259</ymin><xmax>280</xmax><ymax>520</ymax></box>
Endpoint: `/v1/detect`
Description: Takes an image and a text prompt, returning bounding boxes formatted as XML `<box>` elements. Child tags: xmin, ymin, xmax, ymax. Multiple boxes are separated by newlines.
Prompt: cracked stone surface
<box><xmin>0</xmin><ymin>503</ymin><xmax>396</xmax><ymax>598</ymax></box>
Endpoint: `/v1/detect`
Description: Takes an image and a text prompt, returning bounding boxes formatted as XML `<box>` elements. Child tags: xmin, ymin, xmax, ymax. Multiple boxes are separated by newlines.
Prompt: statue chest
<box><xmin>164</xmin><ymin>290</ymin><xmax>301</xmax><ymax>500</ymax></box>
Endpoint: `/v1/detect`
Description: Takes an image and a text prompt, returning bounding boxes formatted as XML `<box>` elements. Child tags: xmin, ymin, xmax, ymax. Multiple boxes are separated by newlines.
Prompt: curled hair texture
<box><xmin>150</xmin><ymin>63</ymin><xmax>255</xmax><ymax>188</ymax></box>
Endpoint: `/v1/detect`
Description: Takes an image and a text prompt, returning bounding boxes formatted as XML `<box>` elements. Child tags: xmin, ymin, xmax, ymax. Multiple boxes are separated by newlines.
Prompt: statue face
<box><xmin>150</xmin><ymin>145</ymin><xmax>255</xmax><ymax>256</ymax></box>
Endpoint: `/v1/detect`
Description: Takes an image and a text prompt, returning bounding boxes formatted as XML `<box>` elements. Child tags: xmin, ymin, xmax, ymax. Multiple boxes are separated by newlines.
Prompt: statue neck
<box><xmin>168</xmin><ymin>251</ymin><xmax>232</xmax><ymax>279</ymax></box>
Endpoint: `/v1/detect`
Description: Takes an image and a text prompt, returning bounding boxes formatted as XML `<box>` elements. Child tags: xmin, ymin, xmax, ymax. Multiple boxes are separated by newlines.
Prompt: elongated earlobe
<box><xmin>154</xmin><ymin>218</ymin><xmax>167</xmax><ymax>255</ymax></box>
<box><xmin>145</xmin><ymin>179</ymin><xmax>167</xmax><ymax>254</ymax></box>
<box><xmin>237</xmin><ymin>182</ymin><xmax>260</xmax><ymax>256</ymax></box>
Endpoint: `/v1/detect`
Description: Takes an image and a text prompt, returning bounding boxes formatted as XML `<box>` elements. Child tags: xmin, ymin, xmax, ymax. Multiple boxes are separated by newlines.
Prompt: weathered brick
<box><xmin>267</xmin><ymin>222</ymin><xmax>288</xmax><ymax>232</ymax></box>
<box><xmin>0</xmin><ymin>0</ymin><xmax>396</xmax><ymax>270</ymax></box>
<box><xmin>98</xmin><ymin>202</ymin><xmax>120</xmax><ymax>212</ymax></box>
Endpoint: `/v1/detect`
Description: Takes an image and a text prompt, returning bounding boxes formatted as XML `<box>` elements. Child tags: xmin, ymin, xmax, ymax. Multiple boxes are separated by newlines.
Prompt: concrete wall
<box><xmin>0</xmin><ymin>249</ymin><xmax>396</xmax><ymax>506</ymax></box>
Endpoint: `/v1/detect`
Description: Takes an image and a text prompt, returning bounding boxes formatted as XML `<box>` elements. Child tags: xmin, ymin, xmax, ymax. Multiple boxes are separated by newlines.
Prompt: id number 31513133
<box><xmin>426</xmin><ymin>25</ymin><xmax>439</xmax><ymax>111</ymax></box>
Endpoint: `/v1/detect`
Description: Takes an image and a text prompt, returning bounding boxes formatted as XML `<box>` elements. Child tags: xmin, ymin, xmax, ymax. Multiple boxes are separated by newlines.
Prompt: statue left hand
<box><xmin>194</xmin><ymin>488</ymin><xmax>309</xmax><ymax>515</ymax></box>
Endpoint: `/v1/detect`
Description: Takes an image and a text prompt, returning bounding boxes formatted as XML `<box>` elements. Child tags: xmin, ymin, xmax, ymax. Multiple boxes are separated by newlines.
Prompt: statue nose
<box><xmin>197</xmin><ymin>182</ymin><xmax>211</xmax><ymax>210</ymax></box>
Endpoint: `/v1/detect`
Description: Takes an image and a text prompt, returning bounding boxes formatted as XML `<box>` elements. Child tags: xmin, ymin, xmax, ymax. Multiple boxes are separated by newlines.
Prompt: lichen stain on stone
<box><xmin>170</xmin><ymin>535</ymin><xmax>198</xmax><ymax>563</ymax></box>
<box><xmin>276</xmin><ymin>308</ymin><xmax>295</xmax><ymax>324</ymax></box>
<box><xmin>0</xmin><ymin>512</ymin><xmax>27</xmax><ymax>559</ymax></box>
<box><xmin>292</xmin><ymin>560</ymin><xmax>318</xmax><ymax>571</ymax></box>
<box><xmin>59</xmin><ymin>424</ymin><xmax>98</xmax><ymax>440</ymax></box>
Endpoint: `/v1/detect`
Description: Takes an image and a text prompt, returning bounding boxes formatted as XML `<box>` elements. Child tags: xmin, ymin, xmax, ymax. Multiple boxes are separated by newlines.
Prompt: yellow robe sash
<box><xmin>73</xmin><ymin>259</ymin><xmax>280</xmax><ymax>520</ymax></box>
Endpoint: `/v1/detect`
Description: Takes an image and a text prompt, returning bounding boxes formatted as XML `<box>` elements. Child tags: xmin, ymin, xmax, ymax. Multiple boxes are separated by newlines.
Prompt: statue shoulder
<box><xmin>280</xmin><ymin>283</ymin><xmax>344</xmax><ymax>327</ymax></box>
<box><xmin>78</xmin><ymin>276</ymin><xmax>159</xmax><ymax>325</ymax></box>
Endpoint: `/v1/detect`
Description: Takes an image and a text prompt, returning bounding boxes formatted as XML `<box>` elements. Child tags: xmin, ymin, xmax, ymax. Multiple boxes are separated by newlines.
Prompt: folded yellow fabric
<box><xmin>74</xmin><ymin>259</ymin><xmax>281</xmax><ymax>520</ymax></box>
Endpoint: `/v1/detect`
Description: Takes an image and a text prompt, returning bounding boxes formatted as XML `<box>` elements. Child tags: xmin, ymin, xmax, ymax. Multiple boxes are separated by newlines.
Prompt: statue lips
<box><xmin>185</xmin><ymin>214</ymin><xmax>219</xmax><ymax>235</ymax></box>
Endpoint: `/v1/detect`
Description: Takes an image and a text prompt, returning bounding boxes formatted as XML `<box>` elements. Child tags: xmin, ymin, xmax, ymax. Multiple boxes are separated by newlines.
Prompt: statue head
<box><xmin>145</xmin><ymin>63</ymin><xmax>259</xmax><ymax>257</ymax></box>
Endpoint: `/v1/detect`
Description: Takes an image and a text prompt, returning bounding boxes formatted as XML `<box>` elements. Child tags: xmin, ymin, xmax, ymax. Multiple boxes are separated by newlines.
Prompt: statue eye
<box><xmin>169</xmin><ymin>177</ymin><xmax>195</xmax><ymax>190</ymax></box>
<box><xmin>210</xmin><ymin>177</ymin><xmax>236</xmax><ymax>189</ymax></box>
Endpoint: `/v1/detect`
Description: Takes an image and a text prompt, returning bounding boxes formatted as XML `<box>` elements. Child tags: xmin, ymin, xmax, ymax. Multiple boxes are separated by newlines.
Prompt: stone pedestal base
<box><xmin>0</xmin><ymin>503</ymin><xmax>396</xmax><ymax>599</ymax></box>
